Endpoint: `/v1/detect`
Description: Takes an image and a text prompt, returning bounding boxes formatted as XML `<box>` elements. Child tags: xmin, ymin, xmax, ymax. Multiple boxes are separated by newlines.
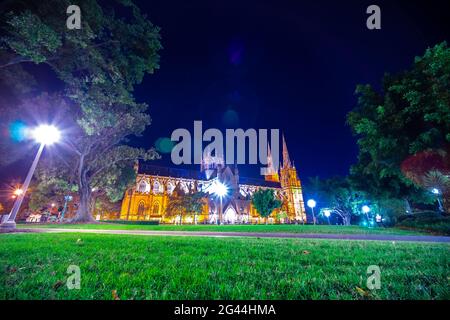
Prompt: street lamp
<box><xmin>323</xmin><ymin>209</ymin><xmax>331</xmax><ymax>225</ymax></box>
<box><xmin>1</xmin><ymin>125</ymin><xmax>61</xmax><ymax>230</ymax></box>
<box><xmin>431</xmin><ymin>188</ymin><xmax>444</xmax><ymax>212</ymax></box>
<box><xmin>362</xmin><ymin>205</ymin><xmax>371</xmax><ymax>227</ymax></box>
<box><xmin>13</xmin><ymin>188</ymin><xmax>24</xmax><ymax>197</ymax></box>
<box><xmin>307</xmin><ymin>199</ymin><xmax>317</xmax><ymax>225</ymax></box>
<box><xmin>212</xmin><ymin>181</ymin><xmax>227</xmax><ymax>225</ymax></box>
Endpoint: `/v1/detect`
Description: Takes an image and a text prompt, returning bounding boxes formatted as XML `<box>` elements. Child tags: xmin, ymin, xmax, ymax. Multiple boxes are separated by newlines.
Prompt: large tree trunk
<box><xmin>74</xmin><ymin>184</ymin><xmax>95</xmax><ymax>222</ymax></box>
<box><xmin>72</xmin><ymin>157</ymin><xmax>95</xmax><ymax>223</ymax></box>
<box><xmin>343</xmin><ymin>216</ymin><xmax>351</xmax><ymax>226</ymax></box>
<box><xmin>336</xmin><ymin>210</ymin><xmax>351</xmax><ymax>226</ymax></box>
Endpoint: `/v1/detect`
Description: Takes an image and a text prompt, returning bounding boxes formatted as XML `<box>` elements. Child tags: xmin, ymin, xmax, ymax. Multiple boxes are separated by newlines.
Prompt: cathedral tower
<box><xmin>264</xmin><ymin>143</ymin><xmax>280</xmax><ymax>183</ymax></box>
<box><xmin>279</xmin><ymin>135</ymin><xmax>306</xmax><ymax>222</ymax></box>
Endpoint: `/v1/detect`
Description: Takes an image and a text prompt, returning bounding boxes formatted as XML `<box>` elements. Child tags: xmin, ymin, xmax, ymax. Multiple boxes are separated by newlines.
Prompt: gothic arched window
<box><xmin>137</xmin><ymin>201</ymin><xmax>146</xmax><ymax>218</ymax></box>
<box><xmin>153</xmin><ymin>181</ymin><xmax>163</xmax><ymax>194</ymax></box>
<box><xmin>138</xmin><ymin>180</ymin><xmax>149</xmax><ymax>193</ymax></box>
<box><xmin>167</xmin><ymin>182</ymin><xmax>175</xmax><ymax>195</ymax></box>
<box><xmin>152</xmin><ymin>202</ymin><xmax>160</xmax><ymax>215</ymax></box>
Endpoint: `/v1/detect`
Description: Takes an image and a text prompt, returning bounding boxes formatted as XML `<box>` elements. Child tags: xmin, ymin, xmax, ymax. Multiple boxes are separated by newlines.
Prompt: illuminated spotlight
<box><xmin>323</xmin><ymin>209</ymin><xmax>331</xmax><ymax>218</ymax></box>
<box><xmin>212</xmin><ymin>181</ymin><xmax>228</xmax><ymax>198</ymax></box>
<box><xmin>431</xmin><ymin>188</ymin><xmax>440</xmax><ymax>195</ymax></box>
<box><xmin>362</xmin><ymin>205</ymin><xmax>371</xmax><ymax>214</ymax></box>
<box><xmin>307</xmin><ymin>199</ymin><xmax>316</xmax><ymax>208</ymax></box>
<box><xmin>14</xmin><ymin>188</ymin><xmax>24</xmax><ymax>196</ymax></box>
<box><xmin>31</xmin><ymin>125</ymin><xmax>61</xmax><ymax>145</ymax></box>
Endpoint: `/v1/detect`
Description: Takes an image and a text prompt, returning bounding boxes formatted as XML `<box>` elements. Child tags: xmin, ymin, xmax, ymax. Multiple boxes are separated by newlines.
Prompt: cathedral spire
<box><xmin>282</xmin><ymin>134</ymin><xmax>292</xmax><ymax>168</ymax></box>
<box><xmin>267</xmin><ymin>143</ymin><xmax>276</xmax><ymax>174</ymax></box>
<box><xmin>264</xmin><ymin>142</ymin><xmax>280</xmax><ymax>182</ymax></box>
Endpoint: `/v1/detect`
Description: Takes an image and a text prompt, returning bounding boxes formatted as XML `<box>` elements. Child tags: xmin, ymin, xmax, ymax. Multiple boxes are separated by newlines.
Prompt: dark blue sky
<box><xmin>129</xmin><ymin>0</ymin><xmax>450</xmax><ymax>181</ymax></box>
<box><xmin>1</xmin><ymin>0</ymin><xmax>449</xmax><ymax>193</ymax></box>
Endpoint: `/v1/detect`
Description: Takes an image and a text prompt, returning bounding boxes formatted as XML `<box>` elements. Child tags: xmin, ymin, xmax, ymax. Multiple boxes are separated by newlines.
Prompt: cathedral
<box><xmin>120</xmin><ymin>136</ymin><xmax>306</xmax><ymax>224</ymax></box>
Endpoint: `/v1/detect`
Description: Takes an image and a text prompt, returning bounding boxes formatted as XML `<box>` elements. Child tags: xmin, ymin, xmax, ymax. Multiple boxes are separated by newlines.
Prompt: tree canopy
<box><xmin>165</xmin><ymin>192</ymin><xmax>206</xmax><ymax>224</ymax></box>
<box><xmin>306</xmin><ymin>176</ymin><xmax>368</xmax><ymax>225</ymax></box>
<box><xmin>347</xmin><ymin>42</ymin><xmax>450</xmax><ymax>209</ymax></box>
<box><xmin>0</xmin><ymin>0</ymin><xmax>162</xmax><ymax>221</ymax></box>
<box><xmin>251</xmin><ymin>189</ymin><xmax>282</xmax><ymax>223</ymax></box>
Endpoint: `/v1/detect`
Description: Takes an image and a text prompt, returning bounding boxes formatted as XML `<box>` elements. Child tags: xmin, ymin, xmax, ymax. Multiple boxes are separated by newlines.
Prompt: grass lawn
<box><xmin>1</xmin><ymin>233</ymin><xmax>448</xmax><ymax>300</ymax></box>
<box><xmin>17</xmin><ymin>223</ymin><xmax>425</xmax><ymax>235</ymax></box>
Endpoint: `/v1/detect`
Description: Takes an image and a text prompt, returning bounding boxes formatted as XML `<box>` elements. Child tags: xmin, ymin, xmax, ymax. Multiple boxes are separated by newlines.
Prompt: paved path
<box><xmin>15</xmin><ymin>228</ymin><xmax>450</xmax><ymax>243</ymax></box>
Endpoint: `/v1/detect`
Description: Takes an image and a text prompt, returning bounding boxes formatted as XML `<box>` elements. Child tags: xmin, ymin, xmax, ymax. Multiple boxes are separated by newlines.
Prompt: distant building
<box><xmin>120</xmin><ymin>136</ymin><xmax>306</xmax><ymax>223</ymax></box>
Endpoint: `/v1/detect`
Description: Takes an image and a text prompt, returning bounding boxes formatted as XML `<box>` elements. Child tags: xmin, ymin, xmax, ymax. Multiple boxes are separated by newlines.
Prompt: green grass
<box><xmin>1</xmin><ymin>233</ymin><xmax>448</xmax><ymax>299</ymax></box>
<box><xmin>17</xmin><ymin>223</ymin><xmax>425</xmax><ymax>235</ymax></box>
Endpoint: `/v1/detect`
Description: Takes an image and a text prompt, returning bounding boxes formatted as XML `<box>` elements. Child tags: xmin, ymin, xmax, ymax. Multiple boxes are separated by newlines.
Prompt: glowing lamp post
<box><xmin>307</xmin><ymin>199</ymin><xmax>317</xmax><ymax>225</ymax></box>
<box><xmin>1</xmin><ymin>125</ymin><xmax>61</xmax><ymax>230</ymax></box>
<box><xmin>212</xmin><ymin>181</ymin><xmax>227</xmax><ymax>225</ymax></box>
<box><xmin>431</xmin><ymin>188</ymin><xmax>444</xmax><ymax>212</ymax></box>
<box><xmin>323</xmin><ymin>209</ymin><xmax>331</xmax><ymax>225</ymax></box>
<box><xmin>362</xmin><ymin>205</ymin><xmax>371</xmax><ymax>227</ymax></box>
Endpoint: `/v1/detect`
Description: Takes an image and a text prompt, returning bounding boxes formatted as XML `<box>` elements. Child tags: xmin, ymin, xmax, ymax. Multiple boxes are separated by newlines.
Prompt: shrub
<box><xmin>103</xmin><ymin>220</ymin><xmax>160</xmax><ymax>225</ymax></box>
<box><xmin>396</xmin><ymin>211</ymin><xmax>450</xmax><ymax>235</ymax></box>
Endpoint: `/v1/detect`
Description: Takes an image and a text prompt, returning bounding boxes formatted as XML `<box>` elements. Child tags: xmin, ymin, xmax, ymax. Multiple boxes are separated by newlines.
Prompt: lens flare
<box><xmin>31</xmin><ymin>125</ymin><xmax>61</xmax><ymax>145</ymax></box>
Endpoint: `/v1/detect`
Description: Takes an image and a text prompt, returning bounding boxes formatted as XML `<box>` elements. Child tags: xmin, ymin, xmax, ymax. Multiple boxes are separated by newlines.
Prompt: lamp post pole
<box><xmin>324</xmin><ymin>210</ymin><xmax>331</xmax><ymax>225</ymax></box>
<box><xmin>1</xmin><ymin>143</ymin><xmax>45</xmax><ymax>230</ymax></box>
<box><xmin>219</xmin><ymin>196</ymin><xmax>223</xmax><ymax>225</ymax></box>
<box><xmin>307</xmin><ymin>199</ymin><xmax>316</xmax><ymax>225</ymax></box>
<box><xmin>311</xmin><ymin>207</ymin><xmax>316</xmax><ymax>225</ymax></box>
<box><xmin>432</xmin><ymin>189</ymin><xmax>444</xmax><ymax>212</ymax></box>
<box><xmin>437</xmin><ymin>197</ymin><xmax>444</xmax><ymax>212</ymax></box>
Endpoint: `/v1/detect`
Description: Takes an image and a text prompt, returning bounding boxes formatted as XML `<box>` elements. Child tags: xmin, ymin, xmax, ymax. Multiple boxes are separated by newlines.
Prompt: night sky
<box><xmin>130</xmin><ymin>0</ymin><xmax>450</xmax><ymax>180</ymax></box>
<box><xmin>1</xmin><ymin>0</ymin><xmax>450</xmax><ymax>193</ymax></box>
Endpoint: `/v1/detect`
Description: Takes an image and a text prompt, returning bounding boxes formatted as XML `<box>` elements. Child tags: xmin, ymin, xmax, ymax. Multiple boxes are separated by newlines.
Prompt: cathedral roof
<box><xmin>138</xmin><ymin>163</ymin><xmax>281</xmax><ymax>188</ymax></box>
<box><xmin>238</xmin><ymin>176</ymin><xmax>281</xmax><ymax>188</ymax></box>
<box><xmin>138</xmin><ymin>163</ymin><xmax>206</xmax><ymax>180</ymax></box>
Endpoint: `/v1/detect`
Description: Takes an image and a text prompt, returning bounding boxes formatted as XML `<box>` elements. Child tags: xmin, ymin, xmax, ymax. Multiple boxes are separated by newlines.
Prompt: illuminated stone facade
<box><xmin>120</xmin><ymin>137</ymin><xmax>306</xmax><ymax>224</ymax></box>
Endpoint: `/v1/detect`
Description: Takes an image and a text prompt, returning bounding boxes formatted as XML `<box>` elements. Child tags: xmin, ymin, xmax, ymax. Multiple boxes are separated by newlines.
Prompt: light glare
<box><xmin>362</xmin><ymin>205</ymin><xmax>371</xmax><ymax>214</ymax></box>
<box><xmin>31</xmin><ymin>125</ymin><xmax>61</xmax><ymax>145</ymax></box>
<box><xmin>212</xmin><ymin>181</ymin><xmax>228</xmax><ymax>198</ymax></box>
<box><xmin>307</xmin><ymin>199</ymin><xmax>316</xmax><ymax>208</ymax></box>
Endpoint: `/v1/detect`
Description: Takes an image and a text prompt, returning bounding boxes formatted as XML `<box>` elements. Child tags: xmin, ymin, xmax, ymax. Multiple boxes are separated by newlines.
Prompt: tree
<box><xmin>251</xmin><ymin>189</ymin><xmax>282</xmax><ymax>224</ymax></box>
<box><xmin>165</xmin><ymin>194</ymin><xmax>186</xmax><ymax>225</ymax></box>
<box><xmin>28</xmin><ymin>165</ymin><xmax>76</xmax><ymax>211</ymax></box>
<box><xmin>306</xmin><ymin>176</ymin><xmax>367</xmax><ymax>226</ymax></box>
<box><xmin>423</xmin><ymin>171</ymin><xmax>450</xmax><ymax>213</ymax></box>
<box><xmin>165</xmin><ymin>191</ymin><xmax>206</xmax><ymax>224</ymax></box>
<box><xmin>401</xmin><ymin>151</ymin><xmax>450</xmax><ymax>213</ymax></box>
<box><xmin>401</xmin><ymin>150</ymin><xmax>450</xmax><ymax>186</ymax></box>
<box><xmin>347</xmin><ymin>42</ymin><xmax>450</xmax><ymax>209</ymax></box>
<box><xmin>275</xmin><ymin>210</ymin><xmax>288</xmax><ymax>223</ymax></box>
<box><xmin>0</xmin><ymin>0</ymin><xmax>162</xmax><ymax>222</ymax></box>
<box><xmin>184</xmin><ymin>192</ymin><xmax>206</xmax><ymax>224</ymax></box>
